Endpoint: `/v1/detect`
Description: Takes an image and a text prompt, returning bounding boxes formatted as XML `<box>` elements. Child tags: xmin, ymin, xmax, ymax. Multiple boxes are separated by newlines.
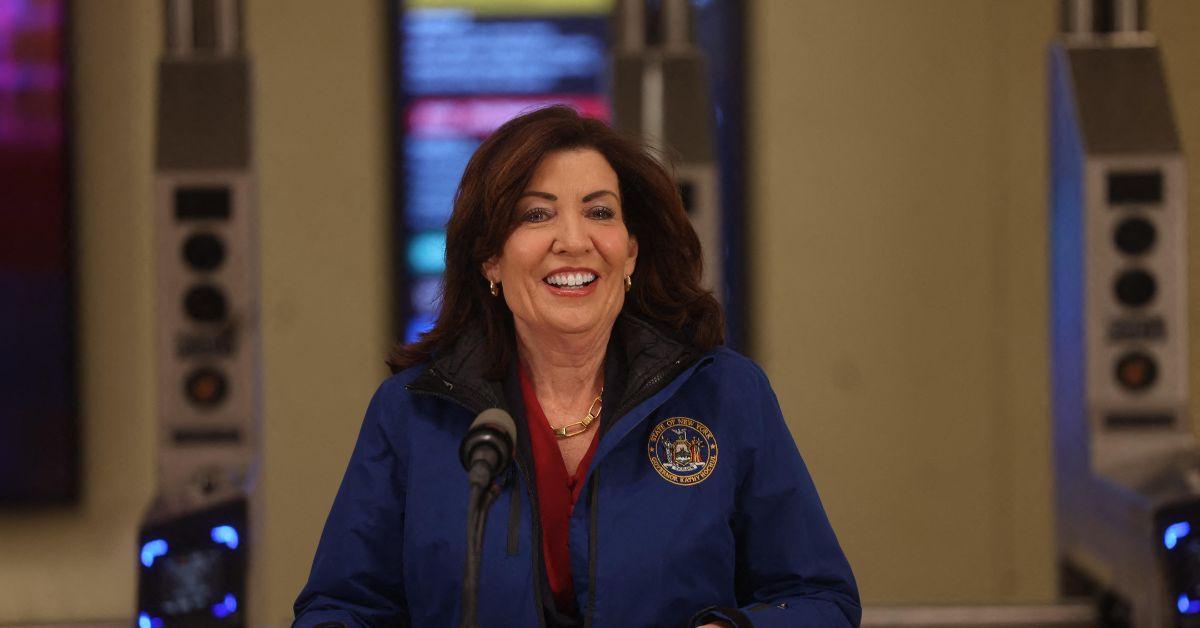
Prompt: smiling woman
<box><xmin>391</xmin><ymin>105</ymin><xmax>723</xmax><ymax>380</ymax></box>
<box><xmin>293</xmin><ymin>106</ymin><xmax>860</xmax><ymax>628</ymax></box>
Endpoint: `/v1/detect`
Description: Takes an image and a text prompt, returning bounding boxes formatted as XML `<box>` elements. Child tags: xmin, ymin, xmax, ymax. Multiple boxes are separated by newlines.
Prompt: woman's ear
<box><xmin>624</xmin><ymin>235</ymin><xmax>638</xmax><ymax>277</ymax></box>
<box><xmin>482</xmin><ymin>258</ymin><xmax>500</xmax><ymax>284</ymax></box>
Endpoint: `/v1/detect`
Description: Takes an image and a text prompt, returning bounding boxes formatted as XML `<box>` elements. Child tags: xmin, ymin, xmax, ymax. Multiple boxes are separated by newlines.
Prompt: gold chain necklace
<box><xmin>550</xmin><ymin>390</ymin><xmax>603</xmax><ymax>439</ymax></box>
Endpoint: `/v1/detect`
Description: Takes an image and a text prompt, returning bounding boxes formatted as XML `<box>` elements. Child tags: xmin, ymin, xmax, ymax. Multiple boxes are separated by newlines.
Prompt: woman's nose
<box><xmin>552</xmin><ymin>211</ymin><xmax>592</xmax><ymax>254</ymax></box>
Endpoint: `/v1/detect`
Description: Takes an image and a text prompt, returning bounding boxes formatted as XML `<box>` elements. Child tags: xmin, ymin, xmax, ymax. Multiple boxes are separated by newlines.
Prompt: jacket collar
<box><xmin>405</xmin><ymin>312</ymin><xmax>704</xmax><ymax>420</ymax></box>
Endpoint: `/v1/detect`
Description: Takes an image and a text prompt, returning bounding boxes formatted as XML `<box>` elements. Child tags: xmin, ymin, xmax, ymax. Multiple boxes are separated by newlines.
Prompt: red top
<box><xmin>518</xmin><ymin>364</ymin><xmax>601</xmax><ymax>615</ymax></box>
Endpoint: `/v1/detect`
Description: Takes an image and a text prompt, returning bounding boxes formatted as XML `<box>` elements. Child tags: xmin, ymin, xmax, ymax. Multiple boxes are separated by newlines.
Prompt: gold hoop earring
<box><xmin>489</xmin><ymin>280</ymin><xmax>500</xmax><ymax>297</ymax></box>
<box><xmin>624</xmin><ymin>275</ymin><xmax>632</xmax><ymax>292</ymax></box>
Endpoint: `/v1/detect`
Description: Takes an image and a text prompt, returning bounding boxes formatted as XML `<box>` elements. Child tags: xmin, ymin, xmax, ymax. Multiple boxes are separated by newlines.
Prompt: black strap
<box><xmin>506</xmin><ymin>470</ymin><xmax>521</xmax><ymax>555</ymax></box>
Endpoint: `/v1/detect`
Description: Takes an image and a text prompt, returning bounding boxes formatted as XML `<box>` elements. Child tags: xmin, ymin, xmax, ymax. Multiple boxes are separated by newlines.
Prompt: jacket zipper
<box><xmin>583</xmin><ymin>470</ymin><xmax>601</xmax><ymax>628</ymax></box>
<box><xmin>511</xmin><ymin>449</ymin><xmax>551</xmax><ymax>628</ymax></box>
<box><xmin>506</xmin><ymin>465</ymin><xmax>520</xmax><ymax>556</ymax></box>
<box><xmin>611</xmin><ymin>356</ymin><xmax>686</xmax><ymax>420</ymax></box>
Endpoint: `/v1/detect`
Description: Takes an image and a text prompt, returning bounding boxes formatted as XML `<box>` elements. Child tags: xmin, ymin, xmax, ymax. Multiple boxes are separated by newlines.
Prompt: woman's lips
<box><xmin>544</xmin><ymin>278</ymin><xmax>599</xmax><ymax>297</ymax></box>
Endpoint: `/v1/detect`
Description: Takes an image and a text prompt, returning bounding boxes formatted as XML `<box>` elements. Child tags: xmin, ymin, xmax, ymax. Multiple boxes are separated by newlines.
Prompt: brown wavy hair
<box><xmin>387</xmin><ymin>105</ymin><xmax>723</xmax><ymax>376</ymax></box>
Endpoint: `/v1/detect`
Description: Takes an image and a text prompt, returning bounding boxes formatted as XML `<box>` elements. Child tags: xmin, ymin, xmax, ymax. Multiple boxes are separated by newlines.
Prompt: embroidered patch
<box><xmin>647</xmin><ymin>417</ymin><xmax>718</xmax><ymax>486</ymax></box>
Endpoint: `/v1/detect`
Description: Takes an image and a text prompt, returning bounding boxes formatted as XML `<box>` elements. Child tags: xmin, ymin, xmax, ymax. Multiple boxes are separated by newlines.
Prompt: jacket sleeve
<box><xmin>294</xmin><ymin>380</ymin><xmax>410</xmax><ymax>628</ymax></box>
<box><xmin>692</xmin><ymin>363</ymin><xmax>861</xmax><ymax>628</ymax></box>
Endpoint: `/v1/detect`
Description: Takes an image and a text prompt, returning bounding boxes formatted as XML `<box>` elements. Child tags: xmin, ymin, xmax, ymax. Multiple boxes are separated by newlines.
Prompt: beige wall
<box><xmin>748</xmin><ymin>0</ymin><xmax>1058</xmax><ymax>603</ymax></box>
<box><xmin>247</xmin><ymin>0</ymin><xmax>391</xmax><ymax>624</ymax></box>
<box><xmin>748</xmin><ymin>0</ymin><xmax>1199</xmax><ymax>605</ymax></box>
<box><xmin>4</xmin><ymin>0</ymin><xmax>1200</xmax><ymax>624</ymax></box>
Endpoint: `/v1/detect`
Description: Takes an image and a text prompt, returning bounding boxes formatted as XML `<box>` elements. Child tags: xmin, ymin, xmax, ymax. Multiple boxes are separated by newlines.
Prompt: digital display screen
<box><xmin>396</xmin><ymin>2</ymin><xmax>612</xmax><ymax>342</ymax></box>
<box><xmin>392</xmin><ymin>0</ymin><xmax>748</xmax><ymax>348</ymax></box>
<box><xmin>0</xmin><ymin>0</ymin><xmax>76</xmax><ymax>503</ymax></box>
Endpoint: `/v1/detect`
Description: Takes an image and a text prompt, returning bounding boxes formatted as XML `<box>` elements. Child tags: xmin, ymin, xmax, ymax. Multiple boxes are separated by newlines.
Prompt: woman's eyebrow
<box><xmin>520</xmin><ymin>190</ymin><xmax>618</xmax><ymax>202</ymax></box>
<box><xmin>582</xmin><ymin>189</ymin><xmax>619</xmax><ymax>202</ymax></box>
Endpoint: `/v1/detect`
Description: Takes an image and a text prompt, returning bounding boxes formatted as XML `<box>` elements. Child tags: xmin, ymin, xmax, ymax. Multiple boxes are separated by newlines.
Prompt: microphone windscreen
<box><xmin>471</xmin><ymin>408</ymin><xmax>516</xmax><ymax>444</ymax></box>
<box><xmin>459</xmin><ymin>408</ymin><xmax>517</xmax><ymax>475</ymax></box>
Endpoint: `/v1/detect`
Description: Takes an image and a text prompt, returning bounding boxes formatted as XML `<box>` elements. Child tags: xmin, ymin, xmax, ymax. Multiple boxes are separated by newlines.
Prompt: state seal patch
<box><xmin>647</xmin><ymin>417</ymin><xmax>718</xmax><ymax>486</ymax></box>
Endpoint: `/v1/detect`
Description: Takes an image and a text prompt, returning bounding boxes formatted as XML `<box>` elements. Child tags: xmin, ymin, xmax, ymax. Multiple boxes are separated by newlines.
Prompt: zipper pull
<box><xmin>501</xmin><ymin>464</ymin><xmax>515</xmax><ymax>487</ymax></box>
<box><xmin>427</xmin><ymin>367</ymin><xmax>454</xmax><ymax>390</ymax></box>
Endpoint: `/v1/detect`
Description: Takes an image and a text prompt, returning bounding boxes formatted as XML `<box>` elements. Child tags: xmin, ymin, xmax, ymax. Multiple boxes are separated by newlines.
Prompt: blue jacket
<box><xmin>295</xmin><ymin>316</ymin><xmax>859</xmax><ymax>627</ymax></box>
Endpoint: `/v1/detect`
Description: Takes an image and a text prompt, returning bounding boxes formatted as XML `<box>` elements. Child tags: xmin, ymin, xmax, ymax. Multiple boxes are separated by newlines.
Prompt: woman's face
<box><xmin>483</xmin><ymin>148</ymin><xmax>638</xmax><ymax>343</ymax></box>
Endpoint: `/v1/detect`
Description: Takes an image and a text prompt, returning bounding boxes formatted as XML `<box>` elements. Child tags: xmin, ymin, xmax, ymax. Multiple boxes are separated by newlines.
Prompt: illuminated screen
<box><xmin>0</xmin><ymin>0</ymin><xmax>76</xmax><ymax>503</ymax></box>
<box><xmin>395</xmin><ymin>1</ymin><xmax>612</xmax><ymax>343</ymax></box>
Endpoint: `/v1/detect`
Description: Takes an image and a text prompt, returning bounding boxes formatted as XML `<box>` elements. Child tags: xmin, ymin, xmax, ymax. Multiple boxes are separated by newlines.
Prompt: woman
<box><xmin>294</xmin><ymin>106</ymin><xmax>859</xmax><ymax>628</ymax></box>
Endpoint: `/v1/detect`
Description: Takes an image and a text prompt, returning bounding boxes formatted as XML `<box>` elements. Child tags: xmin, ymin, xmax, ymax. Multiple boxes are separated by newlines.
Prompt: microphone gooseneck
<box><xmin>459</xmin><ymin>408</ymin><xmax>516</xmax><ymax>628</ymax></box>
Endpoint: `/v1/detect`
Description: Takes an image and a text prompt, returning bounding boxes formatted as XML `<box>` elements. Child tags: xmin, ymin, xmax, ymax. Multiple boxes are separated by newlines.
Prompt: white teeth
<box><xmin>546</xmin><ymin>271</ymin><xmax>597</xmax><ymax>287</ymax></box>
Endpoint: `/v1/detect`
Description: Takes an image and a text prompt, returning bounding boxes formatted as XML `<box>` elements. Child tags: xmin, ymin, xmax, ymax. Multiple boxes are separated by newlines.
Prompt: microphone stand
<box><xmin>458</xmin><ymin>409</ymin><xmax>515</xmax><ymax>628</ymax></box>
<box><xmin>460</xmin><ymin>461</ymin><xmax>502</xmax><ymax>628</ymax></box>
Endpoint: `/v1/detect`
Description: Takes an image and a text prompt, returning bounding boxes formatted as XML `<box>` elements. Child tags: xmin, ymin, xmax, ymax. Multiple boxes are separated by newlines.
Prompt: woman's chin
<box><xmin>544</xmin><ymin>320</ymin><xmax>602</xmax><ymax>337</ymax></box>
<box><xmin>534</xmin><ymin>314</ymin><xmax>617</xmax><ymax>340</ymax></box>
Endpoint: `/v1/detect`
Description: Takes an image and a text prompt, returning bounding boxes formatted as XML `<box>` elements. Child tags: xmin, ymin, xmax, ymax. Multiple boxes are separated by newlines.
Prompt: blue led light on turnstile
<box><xmin>211</xmin><ymin>524</ymin><xmax>240</xmax><ymax>550</ymax></box>
<box><xmin>138</xmin><ymin>613</ymin><xmax>163</xmax><ymax>628</ymax></box>
<box><xmin>1165</xmin><ymin>522</ymin><xmax>1191</xmax><ymax>549</ymax></box>
<box><xmin>212</xmin><ymin>593</ymin><xmax>238</xmax><ymax>618</ymax></box>
<box><xmin>1179</xmin><ymin>594</ymin><xmax>1200</xmax><ymax>614</ymax></box>
<box><xmin>140</xmin><ymin>539</ymin><xmax>168</xmax><ymax>568</ymax></box>
<box><xmin>408</xmin><ymin>231</ymin><xmax>447</xmax><ymax>275</ymax></box>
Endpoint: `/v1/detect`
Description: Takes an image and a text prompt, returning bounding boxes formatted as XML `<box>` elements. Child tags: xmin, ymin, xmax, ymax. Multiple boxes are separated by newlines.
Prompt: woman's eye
<box><xmin>588</xmin><ymin>205</ymin><xmax>615</xmax><ymax>220</ymax></box>
<box><xmin>521</xmin><ymin>208</ymin><xmax>552</xmax><ymax>223</ymax></box>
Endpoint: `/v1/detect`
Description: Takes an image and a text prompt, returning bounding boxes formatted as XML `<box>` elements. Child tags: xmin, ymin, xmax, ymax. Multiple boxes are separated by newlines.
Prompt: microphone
<box><xmin>458</xmin><ymin>408</ymin><xmax>515</xmax><ymax>488</ymax></box>
<box><xmin>458</xmin><ymin>408</ymin><xmax>516</xmax><ymax>628</ymax></box>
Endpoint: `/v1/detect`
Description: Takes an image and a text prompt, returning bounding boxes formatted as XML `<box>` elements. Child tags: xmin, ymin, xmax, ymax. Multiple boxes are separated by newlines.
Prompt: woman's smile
<box><xmin>543</xmin><ymin>267</ymin><xmax>599</xmax><ymax>296</ymax></box>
